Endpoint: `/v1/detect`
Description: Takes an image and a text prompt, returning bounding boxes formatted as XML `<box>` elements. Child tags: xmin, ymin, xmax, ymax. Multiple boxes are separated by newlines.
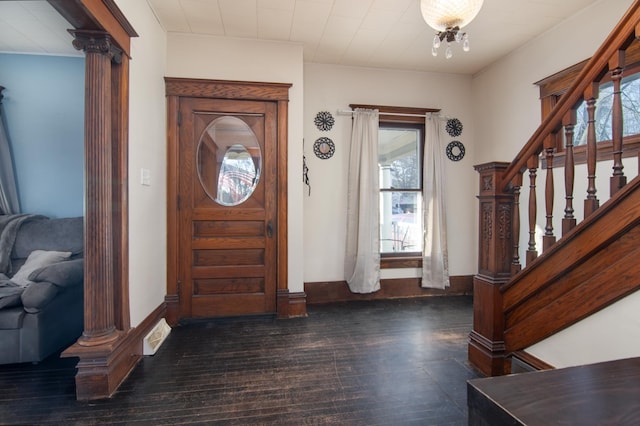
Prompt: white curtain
<box><xmin>344</xmin><ymin>108</ymin><xmax>380</xmax><ymax>294</ymax></box>
<box><xmin>0</xmin><ymin>88</ymin><xmax>20</xmax><ymax>215</ymax></box>
<box><xmin>422</xmin><ymin>114</ymin><xmax>449</xmax><ymax>289</ymax></box>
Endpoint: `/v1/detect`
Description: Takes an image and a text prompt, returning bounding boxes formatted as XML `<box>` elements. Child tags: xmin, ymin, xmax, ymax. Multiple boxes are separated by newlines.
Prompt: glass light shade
<box><xmin>462</xmin><ymin>34</ymin><xmax>470</xmax><ymax>51</ymax></box>
<box><xmin>420</xmin><ymin>0</ymin><xmax>484</xmax><ymax>31</ymax></box>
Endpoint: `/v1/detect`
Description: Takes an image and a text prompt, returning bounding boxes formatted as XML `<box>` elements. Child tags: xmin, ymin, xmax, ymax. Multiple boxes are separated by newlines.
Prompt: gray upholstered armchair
<box><xmin>0</xmin><ymin>216</ymin><xmax>84</xmax><ymax>364</ymax></box>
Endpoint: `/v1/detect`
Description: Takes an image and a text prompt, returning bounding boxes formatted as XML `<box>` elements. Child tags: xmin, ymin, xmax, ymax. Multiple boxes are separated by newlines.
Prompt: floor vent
<box><xmin>143</xmin><ymin>318</ymin><xmax>171</xmax><ymax>355</ymax></box>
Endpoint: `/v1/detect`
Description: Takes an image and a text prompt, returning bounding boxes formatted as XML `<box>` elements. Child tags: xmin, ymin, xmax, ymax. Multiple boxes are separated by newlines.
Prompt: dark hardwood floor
<box><xmin>0</xmin><ymin>296</ymin><xmax>480</xmax><ymax>425</ymax></box>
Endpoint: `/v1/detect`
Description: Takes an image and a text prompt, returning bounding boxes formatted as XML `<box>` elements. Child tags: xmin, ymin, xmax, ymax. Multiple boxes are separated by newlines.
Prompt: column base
<box><xmin>62</xmin><ymin>329</ymin><xmax>140</xmax><ymax>400</ymax></box>
<box><xmin>77</xmin><ymin>328</ymin><xmax>122</xmax><ymax>346</ymax></box>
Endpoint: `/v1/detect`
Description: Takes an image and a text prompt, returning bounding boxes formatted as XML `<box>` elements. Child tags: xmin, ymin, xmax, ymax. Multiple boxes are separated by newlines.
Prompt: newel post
<box><xmin>468</xmin><ymin>162</ymin><xmax>513</xmax><ymax>376</ymax></box>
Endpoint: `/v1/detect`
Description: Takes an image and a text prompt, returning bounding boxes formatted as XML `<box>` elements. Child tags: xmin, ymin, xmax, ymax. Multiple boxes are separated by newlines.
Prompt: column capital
<box><xmin>68</xmin><ymin>30</ymin><xmax>123</xmax><ymax>63</ymax></box>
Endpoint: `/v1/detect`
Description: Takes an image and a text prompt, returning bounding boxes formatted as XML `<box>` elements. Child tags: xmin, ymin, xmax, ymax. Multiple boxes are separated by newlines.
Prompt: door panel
<box><xmin>178</xmin><ymin>97</ymin><xmax>277</xmax><ymax>318</ymax></box>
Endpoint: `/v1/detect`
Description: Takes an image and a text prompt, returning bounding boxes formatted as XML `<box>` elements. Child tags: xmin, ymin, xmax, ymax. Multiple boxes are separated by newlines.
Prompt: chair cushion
<box><xmin>10</xmin><ymin>250</ymin><xmax>71</xmax><ymax>287</ymax></box>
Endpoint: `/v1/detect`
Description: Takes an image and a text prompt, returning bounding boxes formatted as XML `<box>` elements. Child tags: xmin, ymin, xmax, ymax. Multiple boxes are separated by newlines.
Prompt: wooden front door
<box><xmin>176</xmin><ymin>96</ymin><xmax>277</xmax><ymax>318</ymax></box>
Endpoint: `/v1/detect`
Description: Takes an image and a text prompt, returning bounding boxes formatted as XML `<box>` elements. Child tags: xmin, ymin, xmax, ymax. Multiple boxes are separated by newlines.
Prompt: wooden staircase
<box><xmin>468</xmin><ymin>0</ymin><xmax>640</xmax><ymax>377</ymax></box>
<box><xmin>467</xmin><ymin>2</ymin><xmax>640</xmax><ymax>423</ymax></box>
<box><xmin>502</xmin><ymin>175</ymin><xmax>640</xmax><ymax>354</ymax></box>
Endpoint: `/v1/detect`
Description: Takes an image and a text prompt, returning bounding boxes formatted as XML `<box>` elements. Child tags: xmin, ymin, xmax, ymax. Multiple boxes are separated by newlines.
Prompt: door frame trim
<box><xmin>165</xmin><ymin>77</ymin><xmax>291</xmax><ymax>323</ymax></box>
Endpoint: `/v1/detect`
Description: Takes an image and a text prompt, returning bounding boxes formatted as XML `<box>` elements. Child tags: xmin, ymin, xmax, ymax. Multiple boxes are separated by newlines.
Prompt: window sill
<box><xmin>380</xmin><ymin>256</ymin><xmax>422</xmax><ymax>269</ymax></box>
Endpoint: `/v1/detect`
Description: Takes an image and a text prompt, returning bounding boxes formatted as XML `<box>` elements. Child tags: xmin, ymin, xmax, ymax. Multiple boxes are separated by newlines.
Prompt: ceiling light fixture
<box><xmin>420</xmin><ymin>0</ymin><xmax>484</xmax><ymax>59</ymax></box>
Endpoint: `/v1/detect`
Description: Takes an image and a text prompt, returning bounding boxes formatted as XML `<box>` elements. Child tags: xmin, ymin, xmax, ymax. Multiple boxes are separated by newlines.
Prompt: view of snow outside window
<box><xmin>379</xmin><ymin>126</ymin><xmax>423</xmax><ymax>254</ymax></box>
<box><xmin>574</xmin><ymin>73</ymin><xmax>640</xmax><ymax>144</ymax></box>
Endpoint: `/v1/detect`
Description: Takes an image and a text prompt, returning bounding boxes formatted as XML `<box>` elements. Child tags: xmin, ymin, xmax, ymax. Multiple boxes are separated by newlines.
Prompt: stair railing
<box><xmin>469</xmin><ymin>0</ymin><xmax>640</xmax><ymax>377</ymax></box>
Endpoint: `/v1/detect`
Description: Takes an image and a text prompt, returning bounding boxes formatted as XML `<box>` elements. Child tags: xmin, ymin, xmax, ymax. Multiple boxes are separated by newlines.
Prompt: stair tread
<box><xmin>468</xmin><ymin>357</ymin><xmax>640</xmax><ymax>425</ymax></box>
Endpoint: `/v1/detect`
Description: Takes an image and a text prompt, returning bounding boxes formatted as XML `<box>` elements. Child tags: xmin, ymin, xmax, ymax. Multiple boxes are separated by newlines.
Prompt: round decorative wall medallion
<box><xmin>445</xmin><ymin>118</ymin><xmax>463</xmax><ymax>137</ymax></box>
<box><xmin>314</xmin><ymin>111</ymin><xmax>335</xmax><ymax>131</ymax></box>
<box><xmin>313</xmin><ymin>137</ymin><xmax>335</xmax><ymax>159</ymax></box>
<box><xmin>446</xmin><ymin>140</ymin><xmax>465</xmax><ymax>161</ymax></box>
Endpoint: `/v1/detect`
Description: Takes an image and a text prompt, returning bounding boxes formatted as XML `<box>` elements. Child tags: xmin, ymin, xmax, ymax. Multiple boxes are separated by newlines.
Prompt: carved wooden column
<box><xmin>111</xmin><ymin>52</ymin><xmax>131</xmax><ymax>332</ymax></box>
<box><xmin>62</xmin><ymin>30</ymin><xmax>137</xmax><ymax>401</ymax></box>
<box><xmin>468</xmin><ymin>162</ymin><xmax>513</xmax><ymax>376</ymax></box>
<box><xmin>48</xmin><ymin>0</ymin><xmax>139</xmax><ymax>402</ymax></box>
<box><xmin>70</xmin><ymin>30</ymin><xmax>123</xmax><ymax>346</ymax></box>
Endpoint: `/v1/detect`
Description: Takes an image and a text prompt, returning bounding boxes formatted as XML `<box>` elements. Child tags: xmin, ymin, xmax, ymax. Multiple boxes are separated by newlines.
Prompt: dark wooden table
<box><xmin>468</xmin><ymin>357</ymin><xmax>640</xmax><ymax>425</ymax></box>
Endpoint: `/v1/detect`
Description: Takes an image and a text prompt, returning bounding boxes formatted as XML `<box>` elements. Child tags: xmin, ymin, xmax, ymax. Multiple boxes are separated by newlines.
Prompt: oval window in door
<box><xmin>197</xmin><ymin>116</ymin><xmax>262</xmax><ymax>206</ymax></box>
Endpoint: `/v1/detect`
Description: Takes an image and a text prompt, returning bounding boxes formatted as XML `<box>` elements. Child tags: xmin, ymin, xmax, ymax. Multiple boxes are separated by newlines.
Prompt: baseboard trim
<box><xmin>63</xmin><ymin>302</ymin><xmax>167</xmax><ymax>400</ymax></box>
<box><xmin>305</xmin><ymin>275</ymin><xmax>473</xmax><ymax>305</ymax></box>
<box><xmin>129</xmin><ymin>303</ymin><xmax>168</xmax><ymax>355</ymax></box>
<box><xmin>510</xmin><ymin>350</ymin><xmax>555</xmax><ymax>373</ymax></box>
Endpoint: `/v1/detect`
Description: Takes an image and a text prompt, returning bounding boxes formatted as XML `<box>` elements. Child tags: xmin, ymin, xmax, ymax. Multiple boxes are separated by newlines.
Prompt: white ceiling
<box><xmin>0</xmin><ymin>2</ymin><xmax>80</xmax><ymax>58</ymax></box>
<box><xmin>1</xmin><ymin>0</ymin><xmax>601</xmax><ymax>75</ymax></box>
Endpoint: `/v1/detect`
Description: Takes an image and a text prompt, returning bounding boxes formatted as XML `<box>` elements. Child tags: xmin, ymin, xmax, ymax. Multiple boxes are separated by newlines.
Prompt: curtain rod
<box><xmin>336</xmin><ymin>108</ymin><xmax>450</xmax><ymax>120</ymax></box>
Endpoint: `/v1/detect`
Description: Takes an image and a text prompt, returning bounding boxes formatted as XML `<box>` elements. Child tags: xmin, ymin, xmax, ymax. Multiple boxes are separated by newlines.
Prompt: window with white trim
<box><xmin>378</xmin><ymin>122</ymin><xmax>423</xmax><ymax>256</ymax></box>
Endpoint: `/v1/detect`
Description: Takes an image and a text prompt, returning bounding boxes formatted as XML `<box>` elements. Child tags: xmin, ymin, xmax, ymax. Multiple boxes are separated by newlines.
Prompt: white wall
<box><xmin>528</xmin><ymin>291</ymin><xmax>640</xmax><ymax>368</ymax></box>
<box><xmin>471</xmin><ymin>0</ymin><xmax>639</xmax><ymax>366</ymax></box>
<box><xmin>166</xmin><ymin>34</ymin><xmax>305</xmax><ymax>293</ymax></box>
<box><xmin>473</xmin><ymin>0</ymin><xmax>635</xmax><ymax>164</ymax></box>
<box><xmin>303</xmin><ymin>63</ymin><xmax>477</xmax><ymax>283</ymax></box>
<box><xmin>116</xmin><ymin>0</ymin><xmax>168</xmax><ymax>326</ymax></box>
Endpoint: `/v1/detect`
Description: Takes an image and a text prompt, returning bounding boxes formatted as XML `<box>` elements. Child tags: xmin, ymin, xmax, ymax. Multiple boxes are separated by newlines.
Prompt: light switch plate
<box><xmin>141</xmin><ymin>168</ymin><xmax>151</xmax><ymax>186</ymax></box>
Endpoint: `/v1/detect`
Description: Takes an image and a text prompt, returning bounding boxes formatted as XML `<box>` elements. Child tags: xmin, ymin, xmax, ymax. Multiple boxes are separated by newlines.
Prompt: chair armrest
<box><xmin>28</xmin><ymin>258</ymin><xmax>84</xmax><ymax>288</ymax></box>
<box><xmin>20</xmin><ymin>259</ymin><xmax>84</xmax><ymax>313</ymax></box>
<box><xmin>21</xmin><ymin>282</ymin><xmax>59</xmax><ymax>313</ymax></box>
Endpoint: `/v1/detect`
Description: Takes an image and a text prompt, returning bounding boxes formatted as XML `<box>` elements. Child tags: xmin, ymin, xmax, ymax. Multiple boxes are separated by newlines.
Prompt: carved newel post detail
<box><xmin>68</xmin><ymin>30</ymin><xmax>123</xmax><ymax>346</ymax></box>
<box><xmin>468</xmin><ymin>162</ymin><xmax>513</xmax><ymax>376</ymax></box>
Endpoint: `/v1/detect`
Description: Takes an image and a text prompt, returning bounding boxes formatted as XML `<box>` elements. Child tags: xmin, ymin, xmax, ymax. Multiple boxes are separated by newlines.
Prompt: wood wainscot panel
<box><xmin>194</xmin><ymin>278</ymin><xmax>264</xmax><ymax>295</ymax></box>
<box><xmin>510</xmin><ymin>350</ymin><xmax>555</xmax><ymax>374</ymax></box>
<box><xmin>194</xmin><ymin>220</ymin><xmax>264</xmax><ymax>237</ymax></box>
<box><xmin>194</xmin><ymin>249</ymin><xmax>265</xmax><ymax>266</ymax></box>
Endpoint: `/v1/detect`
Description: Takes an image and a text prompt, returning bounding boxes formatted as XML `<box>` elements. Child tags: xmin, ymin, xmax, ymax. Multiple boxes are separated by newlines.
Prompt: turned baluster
<box><xmin>562</xmin><ymin>110</ymin><xmax>577</xmax><ymax>236</ymax></box>
<box><xmin>609</xmin><ymin>51</ymin><xmax>627</xmax><ymax>196</ymax></box>
<box><xmin>584</xmin><ymin>83</ymin><xmax>600</xmax><ymax>218</ymax></box>
<box><xmin>526</xmin><ymin>155</ymin><xmax>539</xmax><ymax>265</ymax></box>
<box><xmin>511</xmin><ymin>173</ymin><xmax>522</xmax><ymax>275</ymax></box>
<box><xmin>543</xmin><ymin>135</ymin><xmax>556</xmax><ymax>252</ymax></box>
